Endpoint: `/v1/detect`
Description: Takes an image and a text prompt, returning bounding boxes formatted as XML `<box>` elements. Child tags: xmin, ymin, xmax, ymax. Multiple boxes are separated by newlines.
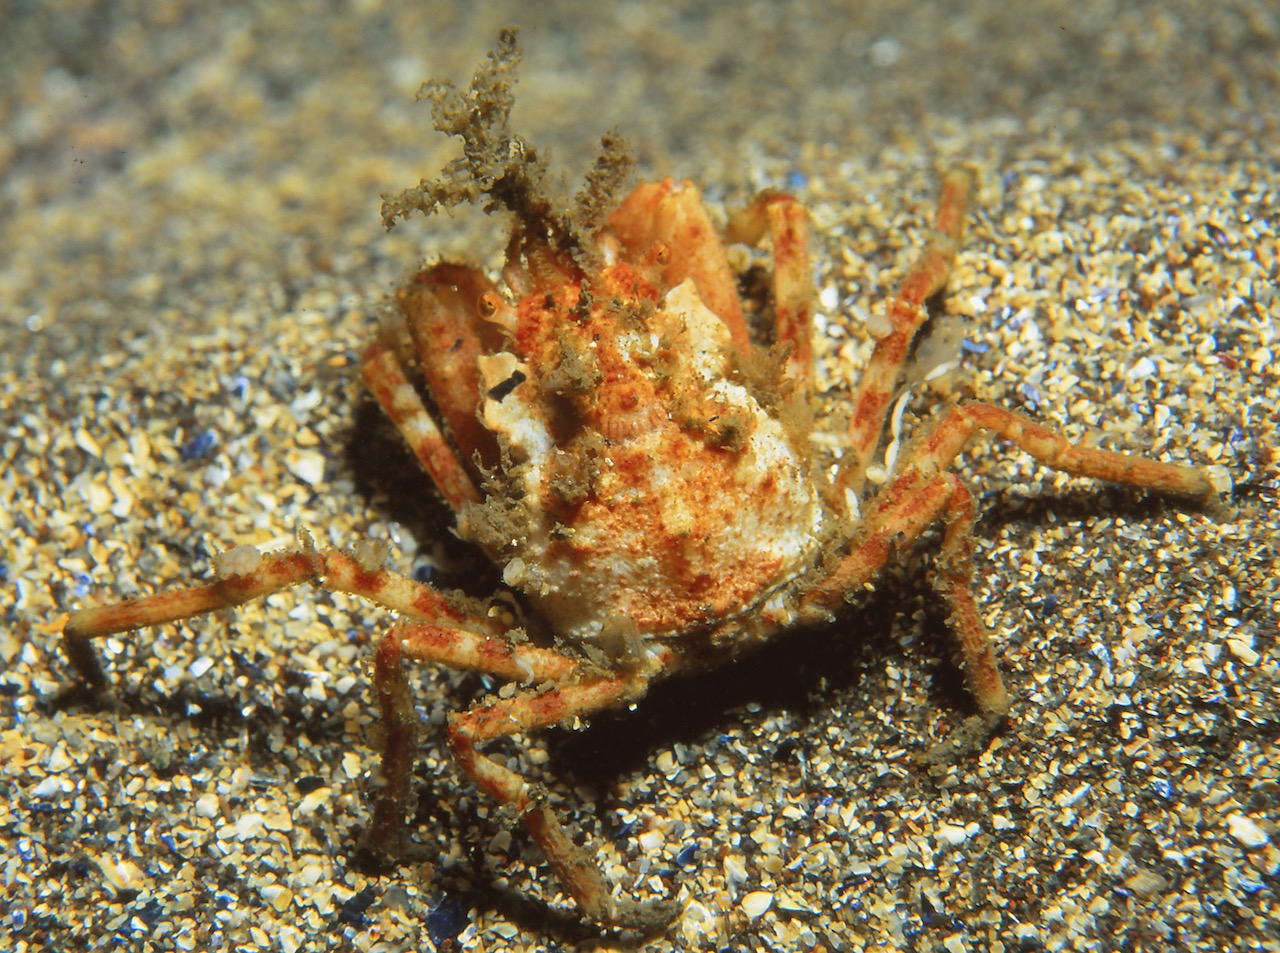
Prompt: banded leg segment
<box><xmin>809</xmin><ymin>397</ymin><xmax>1216</xmax><ymax>624</ymax></box>
<box><xmin>320</xmin><ymin>550</ymin><xmax>496</xmax><ymax>631</ymax></box>
<box><xmin>806</xmin><ymin>469</ymin><xmax>1009</xmax><ymax>714</ymax></box>
<box><xmin>800</xmin><ymin>470</ymin><xmax>1009</xmax><ymax>760</ymax></box>
<box><xmin>446</xmin><ymin>668</ymin><xmax>680</xmax><ymax>929</ymax></box>
<box><xmin>904</xmin><ymin>402</ymin><xmax>1216</xmax><ymax>500</ymax></box>
<box><xmin>62</xmin><ymin>549</ymin><xmax>323</xmax><ymax>689</ymax></box>
<box><xmin>360</xmin><ymin>623</ymin><xmax>585</xmax><ymax>867</ymax></box>
<box><xmin>609</xmin><ymin>178</ymin><xmax>752</xmax><ymax>355</ymax></box>
<box><xmin>840</xmin><ymin>169</ymin><xmax>974</xmax><ymax>495</ymax></box>
<box><xmin>765</xmin><ymin>196</ymin><xmax>816</xmax><ymax>395</ymax></box>
<box><xmin>361</xmin><ymin>341</ymin><xmax>482</xmax><ymax>512</ymax></box>
<box><xmin>64</xmin><ymin>549</ymin><xmax>322</xmax><ymax>643</ymax></box>
<box><xmin>802</xmin><ymin>472</ymin><xmax>958</xmax><ymax>613</ymax></box>
<box><xmin>727</xmin><ymin>192</ymin><xmax>816</xmax><ymax>394</ymax></box>
<box><xmin>396</xmin><ymin>263</ymin><xmax>506</xmax><ymax>472</ymax></box>
<box><xmin>61</xmin><ymin>546</ymin><xmax>502</xmax><ymax>687</ymax></box>
<box><xmin>924</xmin><ymin>475</ymin><xmax>1015</xmax><ymax>760</ymax></box>
<box><xmin>931</xmin><ymin>476</ymin><xmax>1009</xmax><ymax>718</ymax></box>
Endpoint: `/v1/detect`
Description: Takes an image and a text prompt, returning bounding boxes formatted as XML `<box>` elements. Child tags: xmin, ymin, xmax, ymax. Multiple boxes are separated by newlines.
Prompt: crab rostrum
<box><xmin>62</xmin><ymin>31</ymin><xmax>1225</xmax><ymax>931</ymax></box>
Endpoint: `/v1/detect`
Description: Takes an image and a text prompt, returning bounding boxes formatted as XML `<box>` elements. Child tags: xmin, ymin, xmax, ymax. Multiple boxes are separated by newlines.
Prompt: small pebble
<box><xmin>287</xmin><ymin>449</ymin><xmax>327</xmax><ymax>486</ymax></box>
<box><xmin>100</xmin><ymin>857</ymin><xmax>145</xmax><ymax>892</ymax></box>
<box><xmin>230</xmin><ymin>812</ymin><xmax>267</xmax><ymax>841</ymax></box>
<box><xmin>741</xmin><ymin>891</ymin><xmax>773</xmax><ymax>919</ymax></box>
<box><xmin>262</xmin><ymin>884</ymin><xmax>294</xmax><ymax>912</ymax></box>
<box><xmin>1227</xmin><ymin>639</ymin><xmax>1260</xmax><ymax>666</ymax></box>
<box><xmin>1226</xmin><ymin>814</ymin><xmax>1269</xmax><ymax>849</ymax></box>
<box><xmin>298</xmin><ymin>786</ymin><xmax>333</xmax><ymax>814</ymax></box>
<box><xmin>1124</xmin><ymin>869</ymin><xmax>1169</xmax><ymax>897</ymax></box>
<box><xmin>341</xmin><ymin>752</ymin><xmax>362</xmax><ymax>780</ymax></box>
<box><xmin>195</xmin><ymin>793</ymin><xmax>221</xmax><ymax>819</ymax></box>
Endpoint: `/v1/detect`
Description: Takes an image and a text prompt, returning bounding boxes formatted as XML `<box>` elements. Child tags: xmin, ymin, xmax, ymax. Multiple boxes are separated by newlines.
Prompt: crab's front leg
<box><xmin>62</xmin><ymin>548</ymin><xmax>325</xmax><ymax>689</ymax></box>
<box><xmin>609</xmin><ymin>178</ymin><xmax>753</xmax><ymax>353</ymax></box>
<box><xmin>359</xmin><ymin>260</ymin><xmax>530</xmax><ymax>516</ymax></box>
<box><xmin>61</xmin><ymin>546</ymin><xmax>504</xmax><ymax>688</ymax></box>
<box><xmin>391</xmin><ymin>263</ymin><xmax>512</xmax><ymax>472</ymax></box>
<box><xmin>361</xmin><ymin>342</ymin><xmax>483</xmax><ymax>512</ymax></box>
<box><xmin>800</xmin><ymin>468</ymin><xmax>1011</xmax><ymax>718</ymax></box>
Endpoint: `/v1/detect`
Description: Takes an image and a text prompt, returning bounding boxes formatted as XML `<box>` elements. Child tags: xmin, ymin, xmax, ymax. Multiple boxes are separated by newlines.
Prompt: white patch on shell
<box><xmin>477</xmin><ymin>352</ymin><xmax>554</xmax><ymax>466</ymax></box>
<box><xmin>659</xmin><ymin>279</ymin><xmax>731</xmax><ymax>379</ymax></box>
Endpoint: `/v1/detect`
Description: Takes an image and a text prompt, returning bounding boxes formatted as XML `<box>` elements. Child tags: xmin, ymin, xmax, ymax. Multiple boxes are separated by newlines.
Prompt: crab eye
<box><xmin>477</xmin><ymin>292</ymin><xmax>502</xmax><ymax>318</ymax></box>
<box><xmin>652</xmin><ymin>241</ymin><xmax>670</xmax><ymax>265</ymax></box>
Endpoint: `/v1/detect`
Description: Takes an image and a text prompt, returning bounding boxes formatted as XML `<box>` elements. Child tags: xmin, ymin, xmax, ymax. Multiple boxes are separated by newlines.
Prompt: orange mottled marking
<box><xmin>322</xmin><ymin>550</ymin><xmax>471</xmax><ymax>625</ymax></box>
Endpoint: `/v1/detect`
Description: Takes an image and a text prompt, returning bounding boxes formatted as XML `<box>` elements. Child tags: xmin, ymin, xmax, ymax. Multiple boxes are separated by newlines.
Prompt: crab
<box><xmin>61</xmin><ymin>32</ymin><xmax>1227</xmax><ymax>931</ymax></box>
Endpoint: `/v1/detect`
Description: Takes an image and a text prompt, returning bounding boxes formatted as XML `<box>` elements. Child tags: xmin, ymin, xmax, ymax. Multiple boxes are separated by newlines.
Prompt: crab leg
<box><xmin>807</xmin><ymin>401</ymin><xmax>1216</xmax><ymax>611</ymax></box>
<box><xmin>62</xmin><ymin>549</ymin><xmax>323</xmax><ymax>690</ymax></box>
<box><xmin>923</xmin><ymin>474</ymin><xmax>1021</xmax><ymax>760</ymax></box>
<box><xmin>801</xmin><ymin>471</ymin><xmax>959</xmax><ymax>615</ymax></box>
<box><xmin>930</xmin><ymin>477</ymin><xmax>1008</xmax><ymax>719</ymax></box>
<box><xmin>61</xmin><ymin>548</ymin><xmax>498</xmax><ymax>687</ymax></box>
<box><xmin>764</xmin><ymin>196</ymin><xmax>814</xmax><ymax>395</ymax></box>
<box><xmin>360</xmin><ymin>622</ymin><xmax>584</xmax><ymax>867</ymax></box>
<box><xmin>895</xmin><ymin>402</ymin><xmax>1216</xmax><ymax>502</ymax></box>
<box><xmin>803</xmin><ymin>400</ymin><xmax>1218</xmax><ymax>749</ymax></box>
<box><xmin>444</xmin><ymin>667</ymin><xmax>680</xmax><ymax>929</ymax></box>
<box><xmin>727</xmin><ymin>192</ymin><xmax>815</xmax><ymax>394</ymax></box>
<box><xmin>840</xmin><ymin>169</ymin><xmax>974</xmax><ymax>495</ymax></box>
<box><xmin>795</xmin><ymin>469</ymin><xmax>1019</xmax><ymax>761</ymax></box>
<box><xmin>63</xmin><ymin>550</ymin><xmax>319</xmax><ymax>642</ymax></box>
<box><xmin>396</xmin><ymin>264</ymin><xmax>507</xmax><ymax>472</ymax></box>
<box><xmin>320</xmin><ymin>550</ymin><xmax>489</xmax><ymax>626</ymax></box>
<box><xmin>361</xmin><ymin>342</ymin><xmax>483</xmax><ymax>512</ymax></box>
<box><xmin>804</xmin><ymin>469</ymin><xmax>1009</xmax><ymax>708</ymax></box>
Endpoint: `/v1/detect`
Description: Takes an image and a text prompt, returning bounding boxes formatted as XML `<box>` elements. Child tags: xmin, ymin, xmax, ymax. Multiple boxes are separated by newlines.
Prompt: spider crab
<box><xmin>62</xmin><ymin>32</ymin><xmax>1225</xmax><ymax>930</ymax></box>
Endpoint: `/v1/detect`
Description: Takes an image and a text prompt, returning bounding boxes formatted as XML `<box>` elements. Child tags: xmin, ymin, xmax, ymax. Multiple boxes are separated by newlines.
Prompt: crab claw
<box><xmin>608</xmin><ymin>178</ymin><xmax>751</xmax><ymax>354</ymax></box>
